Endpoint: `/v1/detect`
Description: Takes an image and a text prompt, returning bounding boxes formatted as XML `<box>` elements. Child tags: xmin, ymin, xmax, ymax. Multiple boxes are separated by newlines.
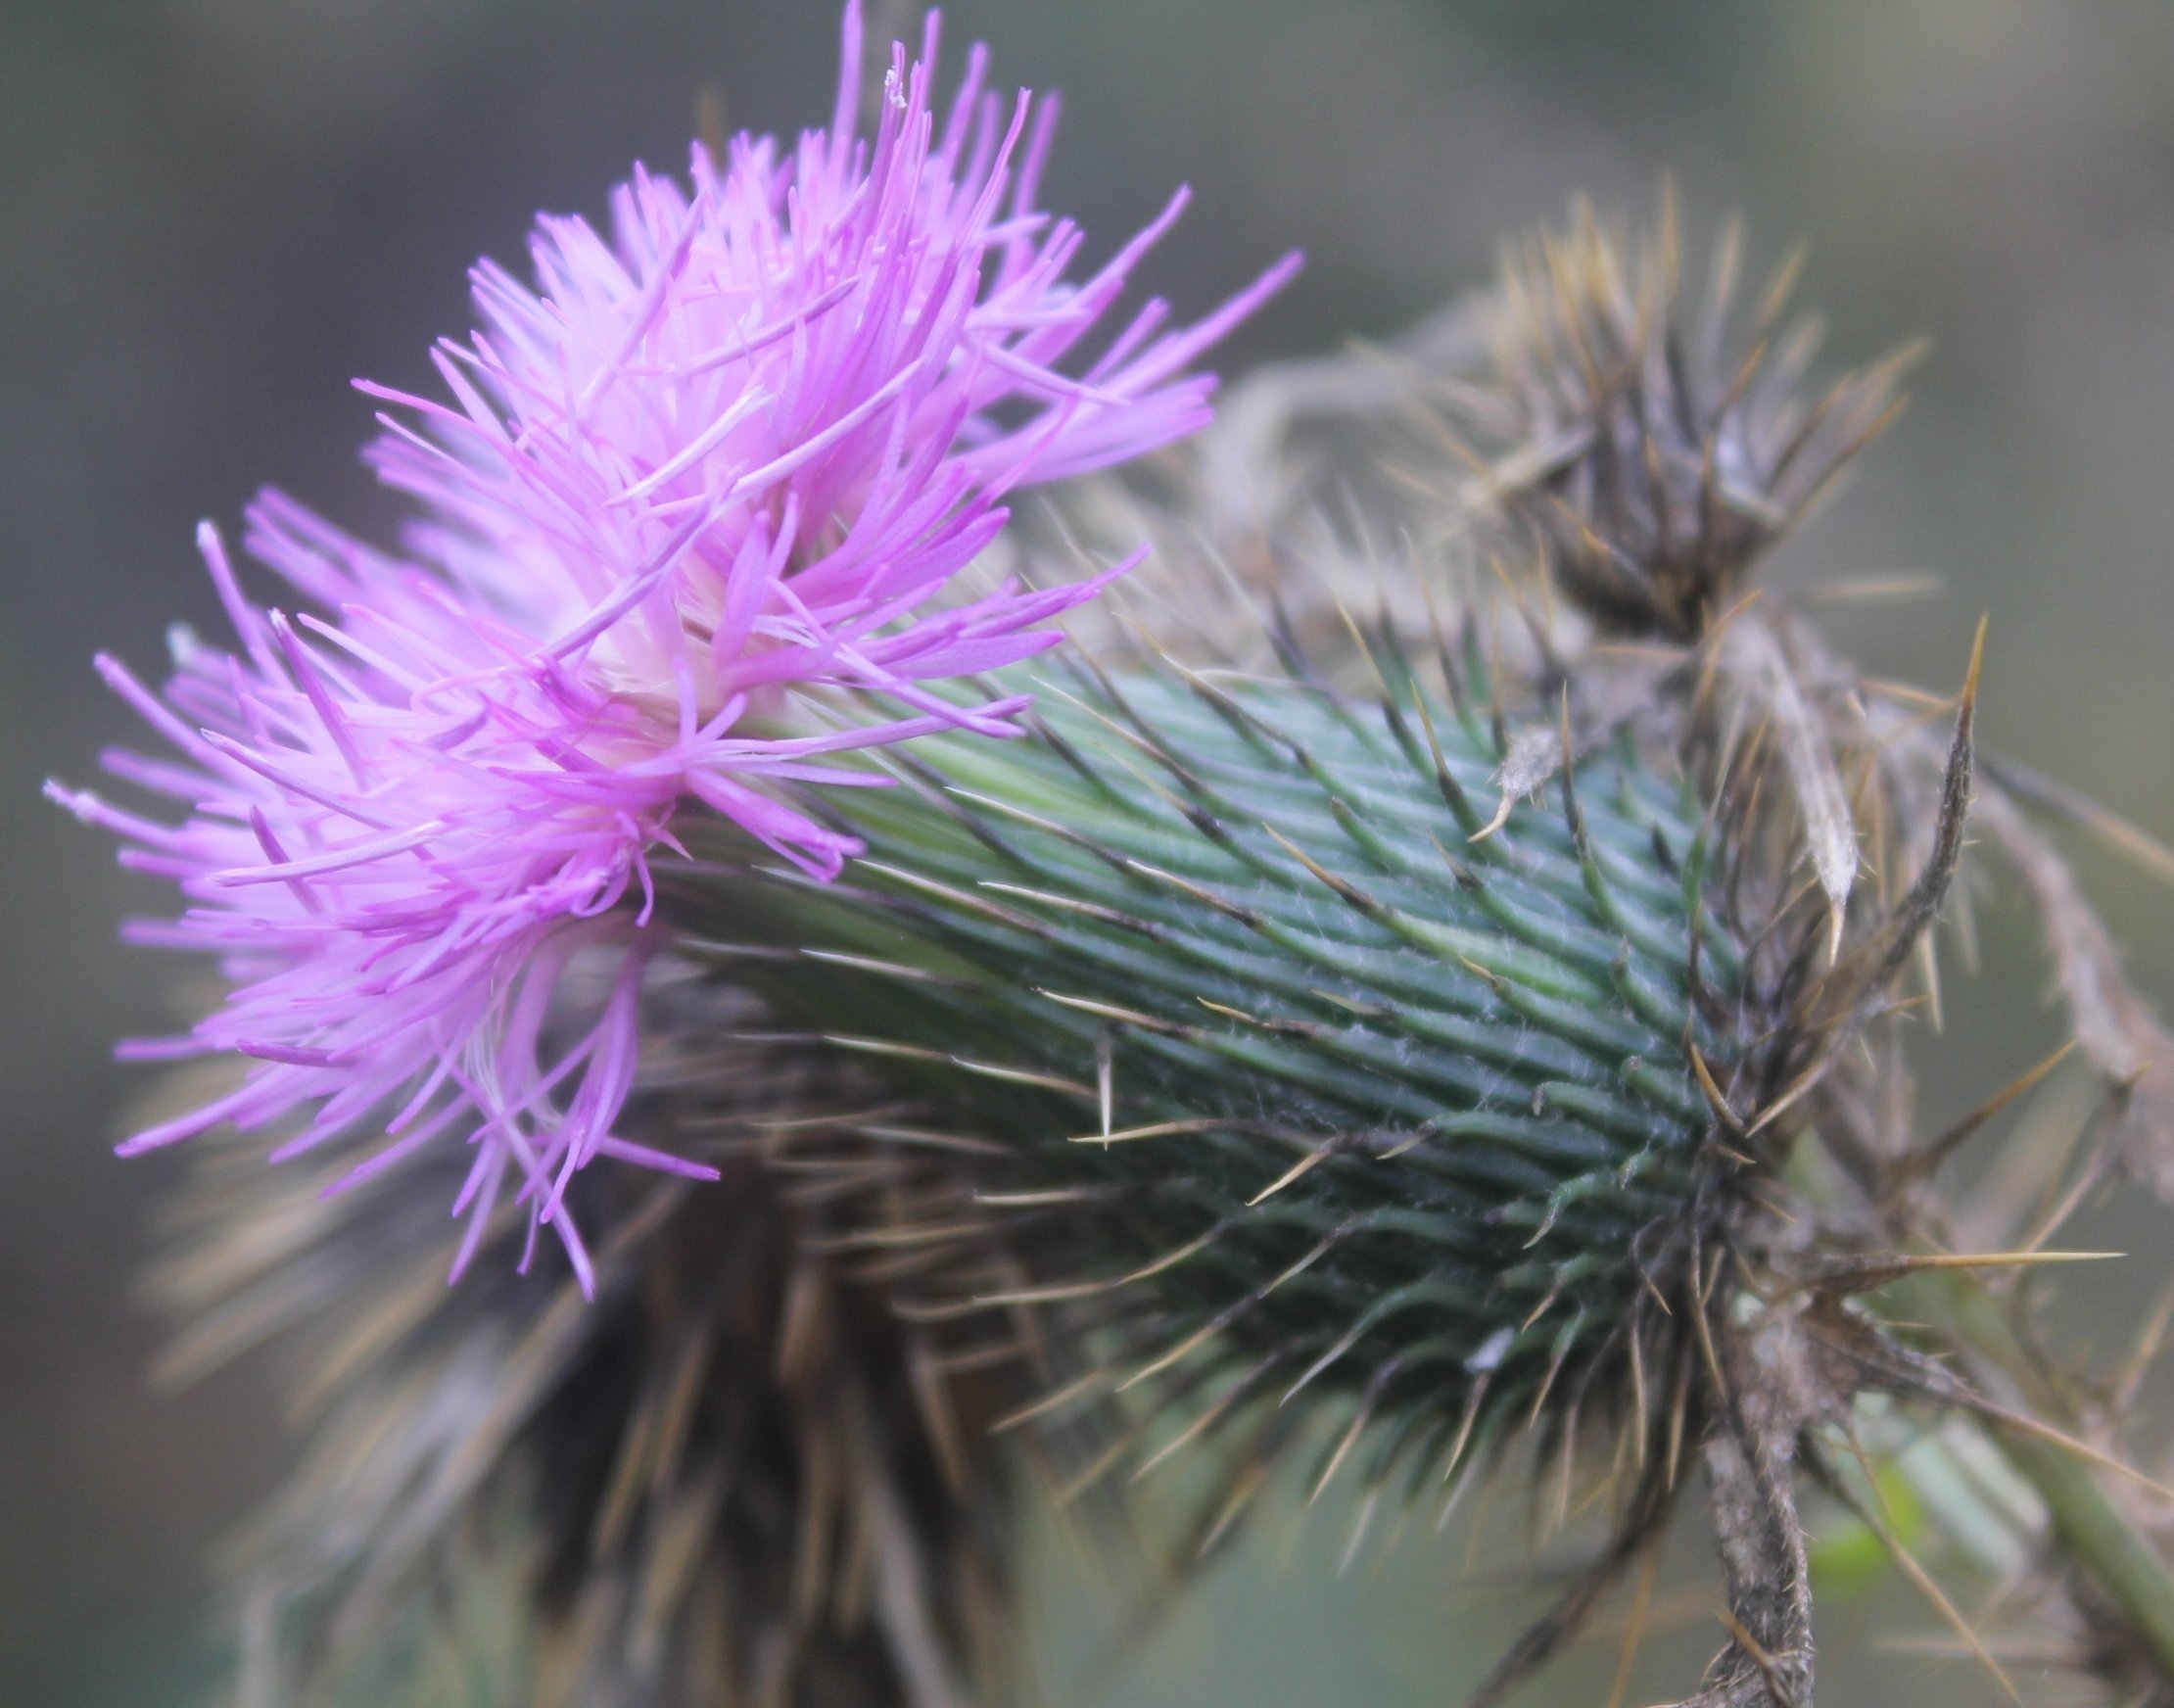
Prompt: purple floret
<box><xmin>53</xmin><ymin>2</ymin><xmax>1295</xmax><ymax>1290</ymax></box>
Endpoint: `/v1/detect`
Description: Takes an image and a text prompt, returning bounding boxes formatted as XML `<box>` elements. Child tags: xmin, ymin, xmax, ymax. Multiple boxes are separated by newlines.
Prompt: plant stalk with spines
<box><xmin>1316</xmin><ymin>201</ymin><xmax>2174</xmax><ymax>1704</ymax></box>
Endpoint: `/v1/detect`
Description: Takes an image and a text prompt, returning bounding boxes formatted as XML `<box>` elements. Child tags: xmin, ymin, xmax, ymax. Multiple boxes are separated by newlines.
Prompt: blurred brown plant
<box><xmin>148</xmin><ymin>974</ymin><xmax>1041</xmax><ymax>1708</ymax></box>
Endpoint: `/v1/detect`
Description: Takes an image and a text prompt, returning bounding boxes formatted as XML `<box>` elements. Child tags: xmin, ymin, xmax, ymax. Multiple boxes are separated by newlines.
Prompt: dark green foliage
<box><xmin>710</xmin><ymin>645</ymin><xmax>1744</xmax><ymax>1504</ymax></box>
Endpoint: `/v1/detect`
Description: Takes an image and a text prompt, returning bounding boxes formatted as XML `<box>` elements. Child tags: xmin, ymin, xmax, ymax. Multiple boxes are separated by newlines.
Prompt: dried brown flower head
<box><xmin>1451</xmin><ymin>194</ymin><xmax>1916</xmax><ymax>640</ymax></box>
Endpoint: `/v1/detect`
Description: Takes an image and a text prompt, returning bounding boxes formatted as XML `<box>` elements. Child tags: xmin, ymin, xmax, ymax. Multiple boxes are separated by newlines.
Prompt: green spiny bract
<box><xmin>698</xmin><ymin>644</ymin><xmax>1751</xmax><ymax>1511</ymax></box>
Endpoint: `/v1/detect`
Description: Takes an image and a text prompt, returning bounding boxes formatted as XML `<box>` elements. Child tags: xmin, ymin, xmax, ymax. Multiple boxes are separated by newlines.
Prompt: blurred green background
<box><xmin>7</xmin><ymin>1</ymin><xmax>2174</xmax><ymax>1702</ymax></box>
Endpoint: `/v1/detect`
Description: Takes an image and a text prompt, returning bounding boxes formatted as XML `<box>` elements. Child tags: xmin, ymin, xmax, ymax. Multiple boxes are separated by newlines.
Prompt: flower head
<box><xmin>55</xmin><ymin>2</ymin><xmax>1296</xmax><ymax>1288</ymax></box>
<box><xmin>1451</xmin><ymin>196</ymin><xmax>1910</xmax><ymax>639</ymax></box>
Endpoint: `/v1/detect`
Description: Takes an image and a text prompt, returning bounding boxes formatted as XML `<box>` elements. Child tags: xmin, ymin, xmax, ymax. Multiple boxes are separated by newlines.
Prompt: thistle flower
<box><xmin>51</xmin><ymin>1</ymin><xmax>1296</xmax><ymax>1284</ymax></box>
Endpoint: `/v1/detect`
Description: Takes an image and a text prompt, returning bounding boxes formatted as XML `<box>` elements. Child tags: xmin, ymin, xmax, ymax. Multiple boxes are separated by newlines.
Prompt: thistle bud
<box><xmin>711</xmin><ymin>639</ymin><xmax>1748</xmax><ymax>1532</ymax></box>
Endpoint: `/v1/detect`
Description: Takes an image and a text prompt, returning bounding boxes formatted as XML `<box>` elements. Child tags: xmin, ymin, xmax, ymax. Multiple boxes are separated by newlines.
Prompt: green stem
<box><xmin>1900</xmin><ymin>1270</ymin><xmax>2174</xmax><ymax>1680</ymax></box>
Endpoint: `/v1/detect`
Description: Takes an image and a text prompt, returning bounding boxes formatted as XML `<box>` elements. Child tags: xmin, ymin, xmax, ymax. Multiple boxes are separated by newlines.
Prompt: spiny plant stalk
<box><xmin>1425</xmin><ymin>202</ymin><xmax>2174</xmax><ymax>1706</ymax></box>
<box><xmin>1384</xmin><ymin>203</ymin><xmax>2174</xmax><ymax>1704</ymax></box>
<box><xmin>150</xmin><ymin>981</ymin><xmax>1036</xmax><ymax>1708</ymax></box>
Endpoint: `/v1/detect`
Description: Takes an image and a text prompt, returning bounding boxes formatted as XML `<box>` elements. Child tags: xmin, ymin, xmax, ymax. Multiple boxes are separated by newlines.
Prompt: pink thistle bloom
<box><xmin>52</xmin><ymin>2</ymin><xmax>1298</xmax><ymax>1291</ymax></box>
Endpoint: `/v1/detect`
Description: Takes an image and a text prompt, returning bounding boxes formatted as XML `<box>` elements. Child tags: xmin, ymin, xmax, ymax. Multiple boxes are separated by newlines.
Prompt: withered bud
<box><xmin>1451</xmin><ymin>194</ymin><xmax>1916</xmax><ymax>639</ymax></box>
